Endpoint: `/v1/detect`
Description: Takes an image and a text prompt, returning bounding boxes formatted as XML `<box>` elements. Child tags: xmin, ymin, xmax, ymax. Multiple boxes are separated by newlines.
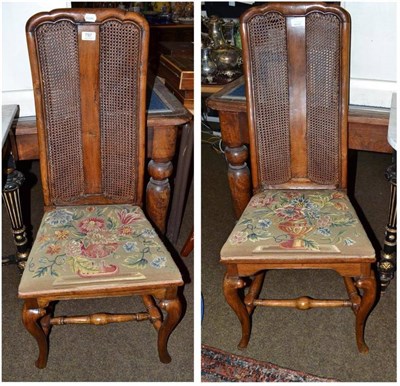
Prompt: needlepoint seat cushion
<box><xmin>221</xmin><ymin>190</ymin><xmax>375</xmax><ymax>262</ymax></box>
<box><xmin>19</xmin><ymin>205</ymin><xmax>183</xmax><ymax>297</ymax></box>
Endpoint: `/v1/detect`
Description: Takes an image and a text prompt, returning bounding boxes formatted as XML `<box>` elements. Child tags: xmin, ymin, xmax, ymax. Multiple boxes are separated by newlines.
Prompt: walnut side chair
<box><xmin>221</xmin><ymin>2</ymin><xmax>377</xmax><ymax>353</ymax></box>
<box><xmin>18</xmin><ymin>8</ymin><xmax>183</xmax><ymax>369</ymax></box>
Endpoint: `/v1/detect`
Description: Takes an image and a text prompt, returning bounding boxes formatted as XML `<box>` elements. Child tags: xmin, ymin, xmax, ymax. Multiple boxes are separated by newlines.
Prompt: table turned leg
<box><xmin>219</xmin><ymin>111</ymin><xmax>251</xmax><ymax>219</ymax></box>
<box><xmin>378</xmin><ymin>160</ymin><xmax>396</xmax><ymax>292</ymax></box>
<box><xmin>2</xmin><ymin>159</ymin><xmax>29</xmax><ymax>270</ymax></box>
<box><xmin>147</xmin><ymin>160</ymin><xmax>173</xmax><ymax>234</ymax></box>
<box><xmin>223</xmin><ymin>273</ymin><xmax>251</xmax><ymax>349</ymax></box>
<box><xmin>157</xmin><ymin>287</ymin><xmax>182</xmax><ymax>363</ymax></box>
<box><xmin>225</xmin><ymin>145</ymin><xmax>251</xmax><ymax>219</ymax></box>
<box><xmin>355</xmin><ymin>273</ymin><xmax>377</xmax><ymax>353</ymax></box>
<box><xmin>146</xmin><ymin>125</ymin><xmax>178</xmax><ymax>234</ymax></box>
<box><xmin>180</xmin><ymin>228</ymin><xmax>194</xmax><ymax>257</ymax></box>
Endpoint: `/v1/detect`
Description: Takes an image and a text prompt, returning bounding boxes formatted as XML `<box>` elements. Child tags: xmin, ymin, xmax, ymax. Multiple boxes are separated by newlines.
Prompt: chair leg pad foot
<box><xmin>238</xmin><ymin>341</ymin><xmax>248</xmax><ymax>350</ymax></box>
<box><xmin>160</xmin><ymin>354</ymin><xmax>172</xmax><ymax>364</ymax></box>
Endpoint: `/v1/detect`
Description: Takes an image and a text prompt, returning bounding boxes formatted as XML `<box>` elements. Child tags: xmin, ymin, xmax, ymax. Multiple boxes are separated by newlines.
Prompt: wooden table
<box><xmin>158</xmin><ymin>53</ymin><xmax>194</xmax><ymax>243</ymax></box>
<box><xmin>10</xmin><ymin>77</ymin><xmax>191</xmax><ymax>244</ymax></box>
<box><xmin>206</xmin><ymin>76</ymin><xmax>392</xmax><ymax>218</ymax></box>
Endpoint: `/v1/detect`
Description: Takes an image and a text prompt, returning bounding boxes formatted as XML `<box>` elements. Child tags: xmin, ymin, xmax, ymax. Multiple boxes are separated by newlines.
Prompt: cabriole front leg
<box><xmin>157</xmin><ymin>287</ymin><xmax>183</xmax><ymax>363</ymax></box>
<box><xmin>355</xmin><ymin>272</ymin><xmax>377</xmax><ymax>353</ymax></box>
<box><xmin>22</xmin><ymin>299</ymin><xmax>50</xmax><ymax>369</ymax></box>
<box><xmin>223</xmin><ymin>272</ymin><xmax>251</xmax><ymax>349</ymax></box>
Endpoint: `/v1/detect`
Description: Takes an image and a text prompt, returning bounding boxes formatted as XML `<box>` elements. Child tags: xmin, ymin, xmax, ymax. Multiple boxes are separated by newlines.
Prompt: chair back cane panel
<box><xmin>36</xmin><ymin>21</ymin><xmax>84</xmax><ymax>203</ymax></box>
<box><xmin>306</xmin><ymin>12</ymin><xmax>341</xmax><ymax>185</ymax></box>
<box><xmin>242</xmin><ymin>5</ymin><xmax>348</xmax><ymax>190</ymax></box>
<box><xmin>247</xmin><ymin>12</ymin><xmax>291</xmax><ymax>186</ymax></box>
<box><xmin>31</xmin><ymin>11</ymin><xmax>147</xmax><ymax>206</ymax></box>
<box><xmin>99</xmin><ymin>20</ymin><xmax>141</xmax><ymax>201</ymax></box>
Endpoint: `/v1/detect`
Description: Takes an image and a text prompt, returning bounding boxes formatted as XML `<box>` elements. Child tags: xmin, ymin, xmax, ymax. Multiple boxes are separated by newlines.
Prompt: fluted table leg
<box><xmin>378</xmin><ymin>157</ymin><xmax>396</xmax><ymax>292</ymax></box>
<box><xmin>2</xmin><ymin>161</ymin><xmax>29</xmax><ymax>270</ymax></box>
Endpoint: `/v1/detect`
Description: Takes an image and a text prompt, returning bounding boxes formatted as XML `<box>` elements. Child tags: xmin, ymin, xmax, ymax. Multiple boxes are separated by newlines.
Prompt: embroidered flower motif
<box><xmin>31</xmin><ymin>206</ymin><xmax>171</xmax><ymax>279</ymax></box>
<box><xmin>275</xmin><ymin>205</ymin><xmax>303</xmax><ymax>220</ymax></box>
<box><xmin>55</xmin><ymin>230</ymin><xmax>70</xmax><ymax>240</ymax></box>
<box><xmin>46</xmin><ymin>244</ymin><xmax>61</xmax><ymax>255</ymax></box>
<box><xmin>123</xmin><ymin>241</ymin><xmax>138</xmax><ymax>253</ymax></box>
<box><xmin>150</xmin><ymin>256</ymin><xmax>167</xmax><ymax>269</ymax></box>
<box><xmin>117</xmin><ymin>209</ymin><xmax>143</xmax><ymax>225</ymax></box>
<box><xmin>333</xmin><ymin>201</ymin><xmax>348</xmax><ymax>211</ymax></box>
<box><xmin>118</xmin><ymin>225</ymin><xmax>133</xmax><ymax>236</ymax></box>
<box><xmin>289</xmin><ymin>196</ymin><xmax>320</xmax><ymax>220</ymax></box>
<box><xmin>316</xmin><ymin>215</ymin><xmax>332</xmax><ymax>228</ymax></box>
<box><xmin>85</xmin><ymin>230</ymin><xmax>118</xmax><ymax>245</ymax></box>
<box><xmin>249</xmin><ymin>195</ymin><xmax>266</xmax><ymax>207</ymax></box>
<box><xmin>78</xmin><ymin>217</ymin><xmax>105</xmax><ymax>234</ymax></box>
<box><xmin>230</xmin><ymin>231</ymin><xmax>248</xmax><ymax>245</ymax></box>
<box><xmin>141</xmin><ymin>229</ymin><xmax>156</xmax><ymax>238</ymax></box>
<box><xmin>317</xmin><ymin>227</ymin><xmax>331</xmax><ymax>236</ymax></box>
<box><xmin>290</xmin><ymin>196</ymin><xmax>313</xmax><ymax>208</ymax></box>
<box><xmin>65</xmin><ymin>240</ymin><xmax>82</xmax><ymax>256</ymax></box>
<box><xmin>249</xmin><ymin>194</ymin><xmax>276</xmax><ymax>208</ymax></box>
<box><xmin>38</xmin><ymin>233</ymin><xmax>50</xmax><ymax>243</ymax></box>
<box><xmin>258</xmin><ymin>219</ymin><xmax>272</xmax><ymax>229</ymax></box>
<box><xmin>331</xmin><ymin>192</ymin><xmax>345</xmax><ymax>200</ymax></box>
<box><xmin>45</xmin><ymin>209</ymin><xmax>74</xmax><ymax>227</ymax></box>
<box><xmin>343</xmin><ymin>237</ymin><xmax>355</xmax><ymax>246</ymax></box>
<box><xmin>283</xmin><ymin>192</ymin><xmax>300</xmax><ymax>199</ymax></box>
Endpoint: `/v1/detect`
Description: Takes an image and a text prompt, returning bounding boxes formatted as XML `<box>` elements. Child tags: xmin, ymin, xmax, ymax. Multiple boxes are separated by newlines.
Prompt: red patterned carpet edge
<box><xmin>201</xmin><ymin>345</ymin><xmax>339</xmax><ymax>382</ymax></box>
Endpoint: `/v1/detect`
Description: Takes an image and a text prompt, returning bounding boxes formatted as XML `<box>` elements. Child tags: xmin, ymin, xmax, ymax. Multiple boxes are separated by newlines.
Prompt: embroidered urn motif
<box><xmin>228</xmin><ymin>191</ymin><xmax>359</xmax><ymax>251</ymax></box>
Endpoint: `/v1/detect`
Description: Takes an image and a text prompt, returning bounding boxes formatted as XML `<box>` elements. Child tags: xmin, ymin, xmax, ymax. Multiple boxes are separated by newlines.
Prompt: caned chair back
<box><xmin>26</xmin><ymin>9</ymin><xmax>149</xmax><ymax>207</ymax></box>
<box><xmin>240</xmin><ymin>3</ymin><xmax>350</xmax><ymax>191</ymax></box>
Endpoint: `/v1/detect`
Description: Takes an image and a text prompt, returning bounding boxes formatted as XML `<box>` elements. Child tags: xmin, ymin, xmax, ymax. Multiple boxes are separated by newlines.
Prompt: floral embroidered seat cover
<box><xmin>221</xmin><ymin>190</ymin><xmax>375</xmax><ymax>261</ymax></box>
<box><xmin>19</xmin><ymin>205</ymin><xmax>182</xmax><ymax>296</ymax></box>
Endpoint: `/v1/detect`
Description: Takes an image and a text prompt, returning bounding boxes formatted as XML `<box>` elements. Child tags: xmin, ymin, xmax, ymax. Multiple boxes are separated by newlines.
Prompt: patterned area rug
<box><xmin>201</xmin><ymin>345</ymin><xmax>338</xmax><ymax>382</ymax></box>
